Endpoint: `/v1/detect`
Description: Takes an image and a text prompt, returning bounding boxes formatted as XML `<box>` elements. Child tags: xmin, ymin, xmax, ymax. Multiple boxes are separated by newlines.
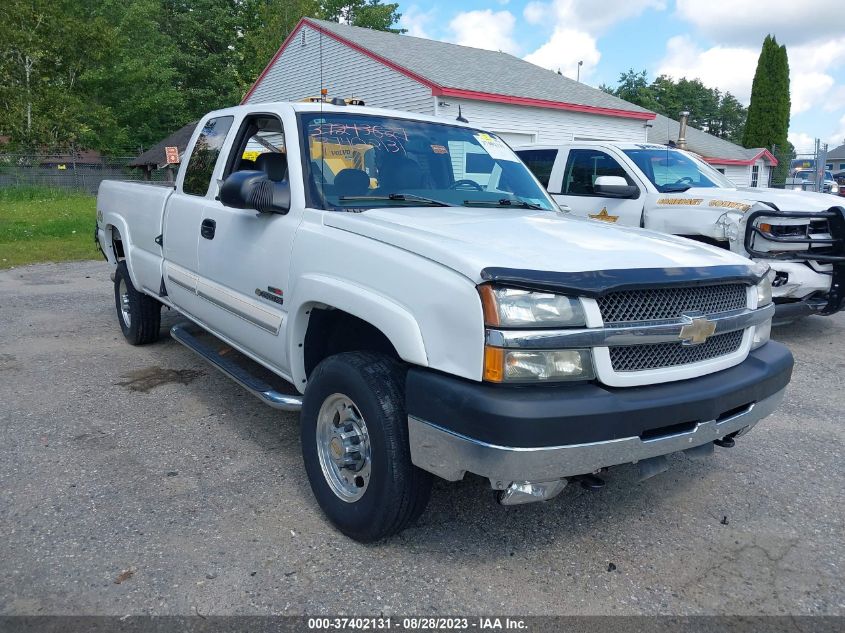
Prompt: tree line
<box><xmin>600</xmin><ymin>70</ymin><xmax>749</xmax><ymax>145</ymax></box>
<box><xmin>0</xmin><ymin>0</ymin><xmax>402</xmax><ymax>155</ymax></box>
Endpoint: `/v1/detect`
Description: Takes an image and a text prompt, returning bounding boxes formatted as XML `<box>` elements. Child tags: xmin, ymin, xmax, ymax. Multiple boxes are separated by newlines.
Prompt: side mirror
<box><xmin>219</xmin><ymin>170</ymin><xmax>291</xmax><ymax>215</ymax></box>
<box><xmin>594</xmin><ymin>175</ymin><xmax>639</xmax><ymax>199</ymax></box>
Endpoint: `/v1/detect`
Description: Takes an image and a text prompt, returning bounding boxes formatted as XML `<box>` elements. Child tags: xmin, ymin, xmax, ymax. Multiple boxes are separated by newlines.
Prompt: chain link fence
<box><xmin>0</xmin><ymin>153</ymin><xmax>175</xmax><ymax>195</ymax></box>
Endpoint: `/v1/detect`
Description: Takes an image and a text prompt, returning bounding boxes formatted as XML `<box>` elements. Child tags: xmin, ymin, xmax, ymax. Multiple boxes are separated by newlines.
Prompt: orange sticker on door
<box><xmin>431</xmin><ymin>144</ymin><xmax>448</xmax><ymax>154</ymax></box>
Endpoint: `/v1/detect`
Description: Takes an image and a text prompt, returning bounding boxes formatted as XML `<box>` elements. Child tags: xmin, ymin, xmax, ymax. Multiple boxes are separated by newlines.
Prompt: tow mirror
<box><xmin>219</xmin><ymin>170</ymin><xmax>291</xmax><ymax>215</ymax></box>
<box><xmin>594</xmin><ymin>175</ymin><xmax>639</xmax><ymax>199</ymax></box>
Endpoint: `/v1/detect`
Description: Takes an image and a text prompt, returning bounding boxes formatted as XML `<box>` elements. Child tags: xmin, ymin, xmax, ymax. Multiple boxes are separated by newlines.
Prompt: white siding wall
<box><xmin>435</xmin><ymin>98</ymin><xmax>649</xmax><ymax>145</ymax></box>
<box><xmin>758</xmin><ymin>161</ymin><xmax>771</xmax><ymax>187</ymax></box>
<box><xmin>723</xmin><ymin>164</ymin><xmax>751</xmax><ymax>187</ymax></box>
<box><xmin>246</xmin><ymin>24</ymin><xmax>433</xmax><ymax>114</ymax></box>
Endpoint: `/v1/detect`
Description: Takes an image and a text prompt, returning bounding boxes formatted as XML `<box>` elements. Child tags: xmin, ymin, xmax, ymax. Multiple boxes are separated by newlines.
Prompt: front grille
<box><xmin>609</xmin><ymin>330</ymin><xmax>744</xmax><ymax>372</ymax></box>
<box><xmin>597</xmin><ymin>284</ymin><xmax>747</xmax><ymax>324</ymax></box>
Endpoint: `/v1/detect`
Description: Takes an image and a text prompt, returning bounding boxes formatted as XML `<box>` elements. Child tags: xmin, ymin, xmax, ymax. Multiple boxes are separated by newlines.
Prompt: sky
<box><xmin>396</xmin><ymin>0</ymin><xmax>845</xmax><ymax>154</ymax></box>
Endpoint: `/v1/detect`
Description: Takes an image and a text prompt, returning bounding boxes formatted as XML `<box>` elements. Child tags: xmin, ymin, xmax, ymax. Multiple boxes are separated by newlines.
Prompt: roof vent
<box><xmin>677</xmin><ymin>111</ymin><xmax>690</xmax><ymax>150</ymax></box>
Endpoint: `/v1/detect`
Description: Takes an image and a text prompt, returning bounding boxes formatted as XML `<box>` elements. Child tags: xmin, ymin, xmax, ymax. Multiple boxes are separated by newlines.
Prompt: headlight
<box><xmin>483</xmin><ymin>347</ymin><xmax>595</xmax><ymax>383</ymax></box>
<box><xmin>751</xmin><ymin>319</ymin><xmax>771</xmax><ymax>350</ymax></box>
<box><xmin>756</xmin><ymin>276</ymin><xmax>772</xmax><ymax>307</ymax></box>
<box><xmin>832</xmin><ymin>183</ymin><xmax>840</xmax><ymax>193</ymax></box>
<box><xmin>479</xmin><ymin>285</ymin><xmax>586</xmax><ymax>327</ymax></box>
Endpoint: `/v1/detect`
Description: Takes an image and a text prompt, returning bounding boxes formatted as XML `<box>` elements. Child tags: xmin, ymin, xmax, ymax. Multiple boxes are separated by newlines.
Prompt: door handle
<box><xmin>200</xmin><ymin>219</ymin><xmax>216</xmax><ymax>240</ymax></box>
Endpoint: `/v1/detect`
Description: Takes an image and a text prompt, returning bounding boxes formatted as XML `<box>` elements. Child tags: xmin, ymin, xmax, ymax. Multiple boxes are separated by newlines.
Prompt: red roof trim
<box><xmin>703</xmin><ymin>148</ymin><xmax>778</xmax><ymax>167</ymax></box>
<box><xmin>242</xmin><ymin>19</ymin><xmax>657</xmax><ymax>122</ymax></box>
<box><xmin>434</xmin><ymin>87</ymin><xmax>656</xmax><ymax>120</ymax></box>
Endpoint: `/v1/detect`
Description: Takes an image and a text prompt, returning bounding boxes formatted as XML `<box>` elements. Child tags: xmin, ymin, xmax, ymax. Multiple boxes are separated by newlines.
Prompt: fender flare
<box><xmin>288</xmin><ymin>273</ymin><xmax>428</xmax><ymax>387</ymax></box>
<box><xmin>102</xmin><ymin>217</ymin><xmax>143</xmax><ymax>290</ymax></box>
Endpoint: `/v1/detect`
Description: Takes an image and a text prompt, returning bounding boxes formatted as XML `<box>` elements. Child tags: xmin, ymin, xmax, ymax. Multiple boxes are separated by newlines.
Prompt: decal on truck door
<box><xmin>588</xmin><ymin>207</ymin><xmax>619</xmax><ymax>223</ymax></box>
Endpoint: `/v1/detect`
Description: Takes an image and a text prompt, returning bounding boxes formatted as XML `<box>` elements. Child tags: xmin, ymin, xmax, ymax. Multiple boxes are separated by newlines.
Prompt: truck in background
<box><xmin>516</xmin><ymin>143</ymin><xmax>845</xmax><ymax>322</ymax></box>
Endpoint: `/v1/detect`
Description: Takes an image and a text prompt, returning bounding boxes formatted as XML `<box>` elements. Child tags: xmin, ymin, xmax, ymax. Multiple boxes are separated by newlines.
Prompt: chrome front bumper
<box><xmin>408</xmin><ymin>388</ymin><xmax>785</xmax><ymax>487</ymax></box>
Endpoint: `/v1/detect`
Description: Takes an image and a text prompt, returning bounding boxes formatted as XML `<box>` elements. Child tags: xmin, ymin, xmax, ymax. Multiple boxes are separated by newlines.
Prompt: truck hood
<box><xmin>676</xmin><ymin>187</ymin><xmax>843</xmax><ymax>212</ymax></box>
<box><xmin>323</xmin><ymin>207</ymin><xmax>749</xmax><ymax>282</ymax></box>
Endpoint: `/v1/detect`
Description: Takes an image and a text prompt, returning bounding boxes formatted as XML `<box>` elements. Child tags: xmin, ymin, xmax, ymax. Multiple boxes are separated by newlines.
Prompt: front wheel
<box><xmin>114</xmin><ymin>261</ymin><xmax>161</xmax><ymax>345</ymax></box>
<box><xmin>300</xmin><ymin>352</ymin><xmax>432</xmax><ymax>542</ymax></box>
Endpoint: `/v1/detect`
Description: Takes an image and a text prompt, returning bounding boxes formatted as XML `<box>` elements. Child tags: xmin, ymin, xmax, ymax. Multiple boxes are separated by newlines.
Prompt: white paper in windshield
<box><xmin>474</xmin><ymin>133</ymin><xmax>519</xmax><ymax>162</ymax></box>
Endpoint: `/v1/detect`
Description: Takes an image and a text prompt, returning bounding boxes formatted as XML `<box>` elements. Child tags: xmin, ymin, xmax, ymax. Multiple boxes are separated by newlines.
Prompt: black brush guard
<box><xmin>744</xmin><ymin>206</ymin><xmax>845</xmax><ymax>315</ymax></box>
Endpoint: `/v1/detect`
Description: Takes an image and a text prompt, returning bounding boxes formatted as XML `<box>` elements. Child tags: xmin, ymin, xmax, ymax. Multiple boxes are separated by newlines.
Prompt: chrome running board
<box><xmin>170</xmin><ymin>322</ymin><xmax>302</xmax><ymax>412</ymax></box>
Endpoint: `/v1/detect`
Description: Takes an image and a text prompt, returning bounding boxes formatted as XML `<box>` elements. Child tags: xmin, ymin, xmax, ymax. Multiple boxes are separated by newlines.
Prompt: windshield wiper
<box><xmin>338</xmin><ymin>193</ymin><xmax>454</xmax><ymax>207</ymax></box>
<box><xmin>462</xmin><ymin>197</ymin><xmax>544</xmax><ymax>210</ymax></box>
<box><xmin>660</xmin><ymin>184</ymin><xmax>691</xmax><ymax>193</ymax></box>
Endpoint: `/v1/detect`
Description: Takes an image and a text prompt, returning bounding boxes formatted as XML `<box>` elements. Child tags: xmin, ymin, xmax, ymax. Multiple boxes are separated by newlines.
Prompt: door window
<box><xmin>562</xmin><ymin>149</ymin><xmax>635</xmax><ymax>196</ymax></box>
<box><xmin>182</xmin><ymin>116</ymin><xmax>234</xmax><ymax>196</ymax></box>
<box><xmin>751</xmin><ymin>165</ymin><xmax>759</xmax><ymax>187</ymax></box>
<box><xmin>225</xmin><ymin>115</ymin><xmax>287</xmax><ymax>182</ymax></box>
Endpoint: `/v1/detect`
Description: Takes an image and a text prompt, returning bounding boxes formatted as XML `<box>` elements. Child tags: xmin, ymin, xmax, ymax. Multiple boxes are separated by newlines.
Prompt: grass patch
<box><xmin>0</xmin><ymin>186</ymin><xmax>101</xmax><ymax>269</ymax></box>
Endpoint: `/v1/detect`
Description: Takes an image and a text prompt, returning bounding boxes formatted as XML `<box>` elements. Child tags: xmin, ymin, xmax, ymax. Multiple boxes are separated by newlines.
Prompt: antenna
<box><xmin>319</xmin><ymin>28</ymin><xmax>325</xmax><ymax>204</ymax></box>
<box><xmin>456</xmin><ymin>105</ymin><xmax>468</xmax><ymax>123</ymax></box>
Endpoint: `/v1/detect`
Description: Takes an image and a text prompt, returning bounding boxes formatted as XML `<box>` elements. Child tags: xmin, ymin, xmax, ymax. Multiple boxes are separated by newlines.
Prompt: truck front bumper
<box><xmin>406</xmin><ymin>342</ymin><xmax>793</xmax><ymax>486</ymax></box>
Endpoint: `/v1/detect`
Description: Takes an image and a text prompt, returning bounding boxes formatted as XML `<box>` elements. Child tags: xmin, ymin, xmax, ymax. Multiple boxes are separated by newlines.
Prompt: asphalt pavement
<box><xmin>0</xmin><ymin>260</ymin><xmax>842</xmax><ymax>616</ymax></box>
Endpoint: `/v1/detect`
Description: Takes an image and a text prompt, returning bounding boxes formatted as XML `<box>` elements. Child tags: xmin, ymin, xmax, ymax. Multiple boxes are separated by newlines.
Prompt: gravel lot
<box><xmin>0</xmin><ymin>260</ymin><xmax>842</xmax><ymax>616</ymax></box>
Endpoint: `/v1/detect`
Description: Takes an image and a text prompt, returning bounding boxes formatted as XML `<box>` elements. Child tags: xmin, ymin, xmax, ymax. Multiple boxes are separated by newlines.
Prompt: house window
<box><xmin>751</xmin><ymin>164</ymin><xmax>759</xmax><ymax>187</ymax></box>
<box><xmin>840</xmin><ymin>163</ymin><xmax>845</xmax><ymax>171</ymax></box>
<box><xmin>716</xmin><ymin>168</ymin><xmax>726</xmax><ymax>174</ymax></box>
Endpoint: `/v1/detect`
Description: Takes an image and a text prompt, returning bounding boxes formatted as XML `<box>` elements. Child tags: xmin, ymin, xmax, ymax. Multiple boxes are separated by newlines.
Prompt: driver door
<box><xmin>552</xmin><ymin>148</ymin><xmax>645</xmax><ymax>227</ymax></box>
<box><xmin>194</xmin><ymin>113</ymin><xmax>299</xmax><ymax>375</ymax></box>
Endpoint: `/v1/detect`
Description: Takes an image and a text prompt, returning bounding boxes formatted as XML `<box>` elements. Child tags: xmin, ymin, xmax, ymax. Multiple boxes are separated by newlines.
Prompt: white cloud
<box><xmin>655</xmin><ymin>35</ymin><xmax>759</xmax><ymax>102</ymax></box>
<box><xmin>655</xmin><ymin>34</ymin><xmax>845</xmax><ymax>116</ymax></box>
<box><xmin>675</xmin><ymin>0</ymin><xmax>845</xmax><ymax>46</ymax></box>
<box><xmin>522</xmin><ymin>0</ymin><xmax>663</xmax><ymax>81</ymax></box>
<box><xmin>788</xmin><ymin>131</ymin><xmax>817</xmax><ymax>154</ymax></box>
<box><xmin>523</xmin><ymin>28</ymin><xmax>601</xmax><ymax>79</ymax></box>
<box><xmin>398</xmin><ymin>6</ymin><xmax>436</xmax><ymax>39</ymax></box>
<box><xmin>828</xmin><ymin>114</ymin><xmax>845</xmax><ymax>148</ymax></box>
<box><xmin>448</xmin><ymin>9</ymin><xmax>519</xmax><ymax>55</ymax></box>
<box><xmin>524</xmin><ymin>0</ymin><xmax>665</xmax><ymax>33</ymax></box>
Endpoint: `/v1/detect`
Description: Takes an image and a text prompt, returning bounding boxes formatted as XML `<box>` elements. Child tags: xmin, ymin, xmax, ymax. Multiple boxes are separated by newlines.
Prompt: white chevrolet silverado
<box><xmin>516</xmin><ymin>143</ymin><xmax>845</xmax><ymax>321</ymax></box>
<box><xmin>97</xmin><ymin>102</ymin><xmax>793</xmax><ymax>542</ymax></box>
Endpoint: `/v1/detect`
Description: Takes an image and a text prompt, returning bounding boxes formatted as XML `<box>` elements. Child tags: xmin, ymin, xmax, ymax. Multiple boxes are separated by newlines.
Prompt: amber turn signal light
<box><xmin>483</xmin><ymin>345</ymin><xmax>505</xmax><ymax>382</ymax></box>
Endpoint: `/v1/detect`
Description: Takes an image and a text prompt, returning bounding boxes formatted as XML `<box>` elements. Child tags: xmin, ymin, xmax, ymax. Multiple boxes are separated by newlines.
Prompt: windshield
<box><xmin>299</xmin><ymin>112</ymin><xmax>556</xmax><ymax>211</ymax></box>
<box><xmin>794</xmin><ymin>170</ymin><xmax>834</xmax><ymax>181</ymax></box>
<box><xmin>623</xmin><ymin>148</ymin><xmax>735</xmax><ymax>192</ymax></box>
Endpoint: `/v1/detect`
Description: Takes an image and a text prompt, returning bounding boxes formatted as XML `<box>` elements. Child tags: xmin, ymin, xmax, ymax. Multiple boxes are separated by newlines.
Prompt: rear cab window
<box><xmin>515</xmin><ymin>149</ymin><xmax>558</xmax><ymax>189</ymax></box>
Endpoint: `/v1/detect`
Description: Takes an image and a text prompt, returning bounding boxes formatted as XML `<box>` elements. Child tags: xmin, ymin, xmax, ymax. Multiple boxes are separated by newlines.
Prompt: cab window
<box><xmin>182</xmin><ymin>116</ymin><xmax>234</xmax><ymax>196</ymax></box>
<box><xmin>562</xmin><ymin>149</ymin><xmax>634</xmax><ymax>196</ymax></box>
<box><xmin>225</xmin><ymin>115</ymin><xmax>287</xmax><ymax>182</ymax></box>
<box><xmin>515</xmin><ymin>149</ymin><xmax>558</xmax><ymax>189</ymax></box>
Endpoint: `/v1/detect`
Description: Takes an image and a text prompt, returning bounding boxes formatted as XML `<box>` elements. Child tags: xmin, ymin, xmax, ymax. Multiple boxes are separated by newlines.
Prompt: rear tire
<box><xmin>300</xmin><ymin>352</ymin><xmax>432</xmax><ymax>542</ymax></box>
<box><xmin>114</xmin><ymin>261</ymin><xmax>161</xmax><ymax>345</ymax></box>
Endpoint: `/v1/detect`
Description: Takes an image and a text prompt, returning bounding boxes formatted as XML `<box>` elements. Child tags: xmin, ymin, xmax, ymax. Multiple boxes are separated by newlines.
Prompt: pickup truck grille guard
<box><xmin>743</xmin><ymin>206</ymin><xmax>845</xmax><ymax>315</ymax></box>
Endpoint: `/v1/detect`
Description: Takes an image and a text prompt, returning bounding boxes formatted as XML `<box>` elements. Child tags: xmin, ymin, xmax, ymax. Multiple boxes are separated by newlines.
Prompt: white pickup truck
<box><xmin>515</xmin><ymin>143</ymin><xmax>845</xmax><ymax>321</ymax></box>
<box><xmin>96</xmin><ymin>102</ymin><xmax>793</xmax><ymax>542</ymax></box>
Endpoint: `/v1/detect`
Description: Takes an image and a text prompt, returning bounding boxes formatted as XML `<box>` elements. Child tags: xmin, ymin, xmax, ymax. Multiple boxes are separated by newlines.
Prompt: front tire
<box><xmin>300</xmin><ymin>352</ymin><xmax>432</xmax><ymax>542</ymax></box>
<box><xmin>114</xmin><ymin>261</ymin><xmax>161</xmax><ymax>345</ymax></box>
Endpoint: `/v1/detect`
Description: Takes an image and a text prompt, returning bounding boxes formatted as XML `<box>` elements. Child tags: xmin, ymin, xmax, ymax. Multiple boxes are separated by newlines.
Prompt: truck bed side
<box><xmin>96</xmin><ymin>180</ymin><xmax>174</xmax><ymax>297</ymax></box>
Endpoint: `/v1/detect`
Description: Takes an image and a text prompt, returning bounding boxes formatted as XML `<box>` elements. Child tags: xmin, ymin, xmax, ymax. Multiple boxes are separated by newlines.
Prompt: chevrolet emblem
<box><xmin>678</xmin><ymin>315</ymin><xmax>717</xmax><ymax>345</ymax></box>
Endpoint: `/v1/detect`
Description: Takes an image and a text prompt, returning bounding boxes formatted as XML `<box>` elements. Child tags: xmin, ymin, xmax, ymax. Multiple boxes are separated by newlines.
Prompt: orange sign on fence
<box><xmin>165</xmin><ymin>146</ymin><xmax>179</xmax><ymax>164</ymax></box>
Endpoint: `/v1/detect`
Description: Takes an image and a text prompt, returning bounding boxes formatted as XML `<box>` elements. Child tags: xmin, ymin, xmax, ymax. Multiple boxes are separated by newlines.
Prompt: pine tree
<box><xmin>743</xmin><ymin>35</ymin><xmax>791</xmax><ymax>183</ymax></box>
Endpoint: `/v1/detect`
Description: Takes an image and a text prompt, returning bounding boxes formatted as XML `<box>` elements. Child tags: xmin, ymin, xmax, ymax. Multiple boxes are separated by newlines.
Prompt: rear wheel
<box><xmin>300</xmin><ymin>352</ymin><xmax>432</xmax><ymax>542</ymax></box>
<box><xmin>114</xmin><ymin>261</ymin><xmax>161</xmax><ymax>345</ymax></box>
